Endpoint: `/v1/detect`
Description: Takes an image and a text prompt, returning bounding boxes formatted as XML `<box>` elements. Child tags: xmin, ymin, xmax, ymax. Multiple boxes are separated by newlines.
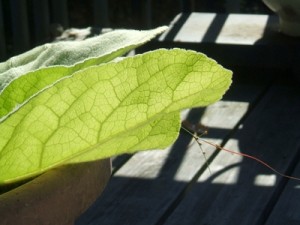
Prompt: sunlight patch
<box><xmin>254</xmin><ymin>174</ymin><xmax>276</xmax><ymax>186</ymax></box>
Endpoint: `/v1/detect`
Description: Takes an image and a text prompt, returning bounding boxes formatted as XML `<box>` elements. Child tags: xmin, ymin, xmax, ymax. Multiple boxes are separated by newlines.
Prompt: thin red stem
<box><xmin>199</xmin><ymin>138</ymin><xmax>300</xmax><ymax>181</ymax></box>
<box><xmin>182</xmin><ymin>126</ymin><xmax>300</xmax><ymax>182</ymax></box>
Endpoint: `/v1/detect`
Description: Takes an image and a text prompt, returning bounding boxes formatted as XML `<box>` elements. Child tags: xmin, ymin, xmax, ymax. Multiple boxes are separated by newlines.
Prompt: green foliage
<box><xmin>0</xmin><ymin>27</ymin><xmax>232</xmax><ymax>184</ymax></box>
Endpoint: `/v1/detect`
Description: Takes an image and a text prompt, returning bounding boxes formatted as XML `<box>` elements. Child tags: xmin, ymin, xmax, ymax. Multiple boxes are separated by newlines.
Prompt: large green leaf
<box><xmin>0</xmin><ymin>49</ymin><xmax>232</xmax><ymax>184</ymax></box>
<box><xmin>0</xmin><ymin>27</ymin><xmax>167</xmax><ymax>118</ymax></box>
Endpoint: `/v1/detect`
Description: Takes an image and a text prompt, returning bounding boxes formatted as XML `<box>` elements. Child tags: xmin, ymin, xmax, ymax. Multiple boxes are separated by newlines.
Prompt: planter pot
<box><xmin>262</xmin><ymin>0</ymin><xmax>300</xmax><ymax>36</ymax></box>
<box><xmin>0</xmin><ymin>159</ymin><xmax>111</xmax><ymax>225</ymax></box>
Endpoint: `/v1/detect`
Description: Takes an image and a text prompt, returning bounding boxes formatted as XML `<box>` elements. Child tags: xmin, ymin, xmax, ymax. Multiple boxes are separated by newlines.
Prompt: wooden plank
<box><xmin>179</xmin><ymin>0</ymin><xmax>194</xmax><ymax>12</ymax></box>
<box><xmin>93</xmin><ymin>0</ymin><xmax>109</xmax><ymax>27</ymax></box>
<box><xmin>75</xmin><ymin>83</ymin><xmax>267</xmax><ymax>225</ymax></box>
<box><xmin>215</xmin><ymin>14</ymin><xmax>269</xmax><ymax>45</ymax></box>
<box><xmin>51</xmin><ymin>0</ymin><xmax>69</xmax><ymax>28</ymax></box>
<box><xmin>143</xmin><ymin>13</ymin><xmax>298</xmax><ymax>70</ymax></box>
<box><xmin>225</xmin><ymin>0</ymin><xmax>241</xmax><ymax>13</ymax></box>
<box><xmin>111</xmin><ymin>154</ymin><xmax>133</xmax><ymax>172</ymax></box>
<box><xmin>159</xmin><ymin>13</ymin><xmax>272</xmax><ymax>45</ymax></box>
<box><xmin>32</xmin><ymin>0</ymin><xmax>50</xmax><ymax>44</ymax></box>
<box><xmin>0</xmin><ymin>0</ymin><xmax>6</xmax><ymax>60</ymax></box>
<box><xmin>131</xmin><ymin>0</ymin><xmax>152</xmax><ymax>29</ymax></box>
<box><xmin>163</xmin><ymin>85</ymin><xmax>300</xmax><ymax>225</ymax></box>
<box><xmin>10</xmin><ymin>0</ymin><xmax>30</xmax><ymax>54</ymax></box>
<box><xmin>265</xmin><ymin>162</ymin><xmax>300</xmax><ymax>225</ymax></box>
<box><xmin>159</xmin><ymin>13</ymin><xmax>217</xmax><ymax>43</ymax></box>
<box><xmin>142</xmin><ymin>0</ymin><xmax>152</xmax><ymax>28</ymax></box>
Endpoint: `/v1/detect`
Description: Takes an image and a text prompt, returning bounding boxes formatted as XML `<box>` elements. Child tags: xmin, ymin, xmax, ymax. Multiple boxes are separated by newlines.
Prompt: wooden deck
<box><xmin>76</xmin><ymin>13</ymin><xmax>300</xmax><ymax>225</ymax></box>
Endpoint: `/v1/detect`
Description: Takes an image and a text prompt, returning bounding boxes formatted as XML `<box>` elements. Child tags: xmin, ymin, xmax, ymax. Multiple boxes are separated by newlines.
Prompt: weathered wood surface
<box><xmin>73</xmin><ymin>78</ymin><xmax>268</xmax><ymax>223</ymax></box>
<box><xmin>140</xmin><ymin>13</ymin><xmax>299</xmax><ymax>70</ymax></box>
<box><xmin>76</xmin><ymin>13</ymin><xmax>300</xmax><ymax>225</ymax></box>
<box><xmin>159</xmin><ymin>13</ymin><xmax>273</xmax><ymax>45</ymax></box>
<box><xmin>163</xmin><ymin>85</ymin><xmax>300</xmax><ymax>225</ymax></box>
<box><xmin>76</xmin><ymin>80</ymin><xmax>300</xmax><ymax>225</ymax></box>
<box><xmin>265</xmin><ymin>162</ymin><xmax>300</xmax><ymax>225</ymax></box>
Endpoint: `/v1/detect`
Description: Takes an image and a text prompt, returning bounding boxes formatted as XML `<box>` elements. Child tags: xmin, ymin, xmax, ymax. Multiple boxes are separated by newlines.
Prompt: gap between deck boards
<box><xmin>76</xmin><ymin>79</ymin><xmax>282</xmax><ymax>225</ymax></box>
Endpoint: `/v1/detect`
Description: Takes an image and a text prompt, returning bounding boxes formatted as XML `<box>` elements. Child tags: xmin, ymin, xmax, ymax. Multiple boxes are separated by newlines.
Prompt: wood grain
<box><xmin>163</xmin><ymin>85</ymin><xmax>300</xmax><ymax>225</ymax></box>
<box><xmin>76</xmin><ymin>83</ymin><xmax>266</xmax><ymax>225</ymax></box>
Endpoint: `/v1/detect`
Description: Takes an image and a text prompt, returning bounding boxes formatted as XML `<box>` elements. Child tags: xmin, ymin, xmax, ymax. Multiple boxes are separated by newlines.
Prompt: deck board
<box><xmin>162</xmin><ymin>85</ymin><xmax>300</xmax><ymax>225</ymax></box>
<box><xmin>159</xmin><ymin>13</ymin><xmax>272</xmax><ymax>45</ymax></box>
<box><xmin>141</xmin><ymin>13</ymin><xmax>298</xmax><ymax>70</ymax></box>
<box><xmin>77</xmin><ymin>13</ymin><xmax>300</xmax><ymax>225</ymax></box>
<box><xmin>76</xmin><ymin>83</ymin><xmax>267</xmax><ymax>225</ymax></box>
<box><xmin>265</xmin><ymin>162</ymin><xmax>300</xmax><ymax>225</ymax></box>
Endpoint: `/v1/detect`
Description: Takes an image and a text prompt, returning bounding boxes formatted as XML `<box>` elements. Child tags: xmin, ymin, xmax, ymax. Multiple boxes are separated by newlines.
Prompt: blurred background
<box><xmin>64</xmin><ymin>0</ymin><xmax>271</xmax><ymax>28</ymax></box>
<box><xmin>0</xmin><ymin>0</ymin><xmax>272</xmax><ymax>61</ymax></box>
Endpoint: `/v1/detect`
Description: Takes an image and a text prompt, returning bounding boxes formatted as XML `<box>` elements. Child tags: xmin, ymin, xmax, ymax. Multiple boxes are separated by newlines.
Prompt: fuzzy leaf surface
<box><xmin>0</xmin><ymin>49</ymin><xmax>232</xmax><ymax>184</ymax></box>
<box><xmin>0</xmin><ymin>27</ymin><xmax>167</xmax><ymax>118</ymax></box>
